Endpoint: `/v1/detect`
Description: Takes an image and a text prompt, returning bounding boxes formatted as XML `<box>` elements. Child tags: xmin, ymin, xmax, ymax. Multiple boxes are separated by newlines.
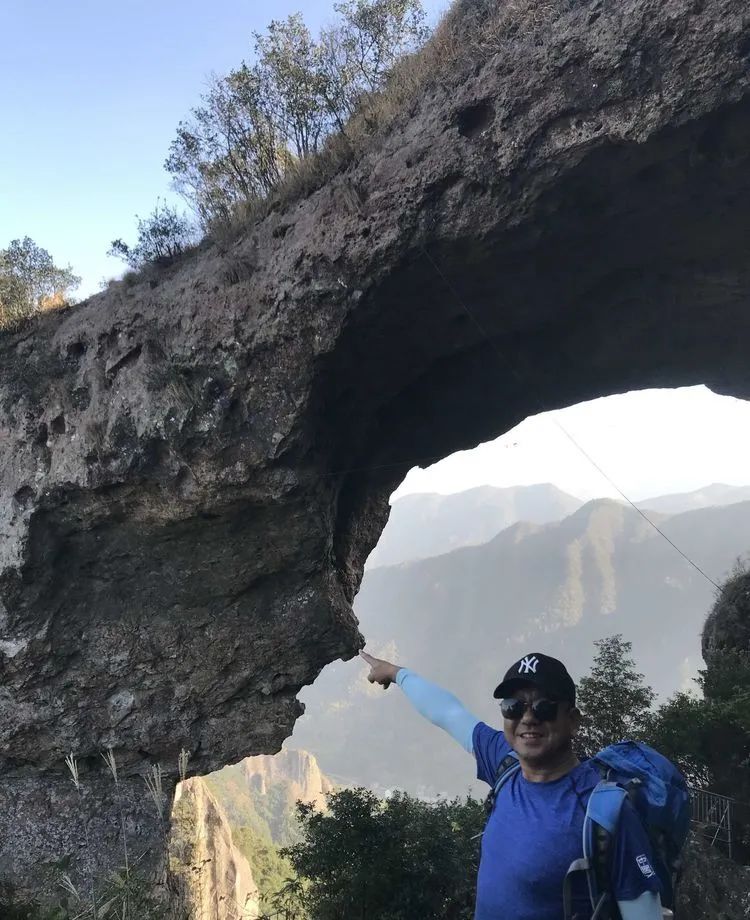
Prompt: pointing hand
<box><xmin>359</xmin><ymin>650</ymin><xmax>400</xmax><ymax>689</ymax></box>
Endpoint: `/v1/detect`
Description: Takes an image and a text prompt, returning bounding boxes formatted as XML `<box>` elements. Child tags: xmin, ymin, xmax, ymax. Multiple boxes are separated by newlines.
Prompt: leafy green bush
<box><xmin>281</xmin><ymin>787</ymin><xmax>484</xmax><ymax>920</ymax></box>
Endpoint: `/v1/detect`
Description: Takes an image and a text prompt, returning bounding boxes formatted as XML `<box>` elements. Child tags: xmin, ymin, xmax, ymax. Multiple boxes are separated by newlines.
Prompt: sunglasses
<box><xmin>500</xmin><ymin>697</ymin><xmax>561</xmax><ymax>722</ymax></box>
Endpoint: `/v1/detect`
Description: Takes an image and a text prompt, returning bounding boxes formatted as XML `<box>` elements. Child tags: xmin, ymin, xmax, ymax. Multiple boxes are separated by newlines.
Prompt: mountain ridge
<box><xmin>368</xmin><ymin>483</ymin><xmax>582</xmax><ymax>568</ymax></box>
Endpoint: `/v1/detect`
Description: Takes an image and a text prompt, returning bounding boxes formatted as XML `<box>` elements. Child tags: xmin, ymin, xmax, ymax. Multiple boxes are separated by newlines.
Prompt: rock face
<box><xmin>241</xmin><ymin>748</ymin><xmax>334</xmax><ymax>814</ymax></box>
<box><xmin>172</xmin><ymin>778</ymin><xmax>260</xmax><ymax>920</ymax></box>
<box><xmin>677</xmin><ymin>833</ymin><xmax>750</xmax><ymax>920</ymax></box>
<box><xmin>1</xmin><ymin>0</ymin><xmax>750</xmax><ymax>894</ymax></box>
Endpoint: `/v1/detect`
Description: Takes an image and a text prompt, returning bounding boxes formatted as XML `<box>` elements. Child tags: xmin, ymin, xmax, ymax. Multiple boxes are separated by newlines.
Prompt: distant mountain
<box><xmin>293</xmin><ymin>499</ymin><xmax>750</xmax><ymax>798</ymax></box>
<box><xmin>201</xmin><ymin>750</ymin><xmax>335</xmax><ymax>911</ymax></box>
<box><xmin>206</xmin><ymin>749</ymin><xmax>334</xmax><ymax>846</ymax></box>
<box><xmin>366</xmin><ymin>483</ymin><xmax>583</xmax><ymax>567</ymax></box>
<box><xmin>639</xmin><ymin>483</ymin><xmax>750</xmax><ymax>515</ymax></box>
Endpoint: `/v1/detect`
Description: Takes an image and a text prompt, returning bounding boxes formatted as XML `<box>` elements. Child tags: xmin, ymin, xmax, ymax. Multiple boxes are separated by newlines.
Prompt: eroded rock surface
<box><xmin>241</xmin><ymin>748</ymin><xmax>334</xmax><ymax>815</ymax></box>
<box><xmin>172</xmin><ymin>778</ymin><xmax>260</xmax><ymax>920</ymax></box>
<box><xmin>1</xmin><ymin>0</ymin><xmax>750</xmax><ymax>893</ymax></box>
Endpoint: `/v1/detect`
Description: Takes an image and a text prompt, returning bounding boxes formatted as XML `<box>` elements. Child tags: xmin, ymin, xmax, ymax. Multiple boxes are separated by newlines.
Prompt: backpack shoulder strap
<box><xmin>563</xmin><ymin>780</ymin><xmax>628</xmax><ymax>920</ymax></box>
<box><xmin>494</xmin><ymin>751</ymin><xmax>520</xmax><ymax>790</ymax></box>
<box><xmin>483</xmin><ymin>751</ymin><xmax>520</xmax><ymax>817</ymax></box>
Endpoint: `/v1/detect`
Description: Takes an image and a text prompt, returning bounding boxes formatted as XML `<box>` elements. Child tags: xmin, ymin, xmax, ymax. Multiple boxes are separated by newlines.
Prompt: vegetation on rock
<box><xmin>0</xmin><ymin>237</ymin><xmax>79</xmax><ymax>330</ymax></box>
<box><xmin>108</xmin><ymin>201</ymin><xmax>196</xmax><ymax>270</ymax></box>
<box><xmin>164</xmin><ymin>0</ymin><xmax>428</xmax><ymax>227</ymax></box>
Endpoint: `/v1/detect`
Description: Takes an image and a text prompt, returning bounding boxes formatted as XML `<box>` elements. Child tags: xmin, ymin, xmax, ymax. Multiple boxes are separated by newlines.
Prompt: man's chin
<box><xmin>514</xmin><ymin>739</ymin><xmax>550</xmax><ymax>761</ymax></box>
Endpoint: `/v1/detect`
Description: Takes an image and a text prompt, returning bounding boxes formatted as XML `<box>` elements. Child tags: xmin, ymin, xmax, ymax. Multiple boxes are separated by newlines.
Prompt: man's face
<box><xmin>502</xmin><ymin>685</ymin><xmax>580</xmax><ymax>765</ymax></box>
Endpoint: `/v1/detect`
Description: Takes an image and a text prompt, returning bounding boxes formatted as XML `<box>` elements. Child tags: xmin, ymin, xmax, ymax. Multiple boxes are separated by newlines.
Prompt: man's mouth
<box><xmin>519</xmin><ymin>732</ymin><xmax>544</xmax><ymax>740</ymax></box>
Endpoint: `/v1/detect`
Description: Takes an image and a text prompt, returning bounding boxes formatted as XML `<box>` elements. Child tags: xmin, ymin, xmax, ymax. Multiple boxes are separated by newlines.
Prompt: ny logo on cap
<box><xmin>518</xmin><ymin>655</ymin><xmax>539</xmax><ymax>674</ymax></box>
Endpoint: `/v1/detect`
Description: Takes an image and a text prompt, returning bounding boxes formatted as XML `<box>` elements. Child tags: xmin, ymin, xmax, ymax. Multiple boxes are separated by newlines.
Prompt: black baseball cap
<box><xmin>493</xmin><ymin>652</ymin><xmax>576</xmax><ymax>705</ymax></box>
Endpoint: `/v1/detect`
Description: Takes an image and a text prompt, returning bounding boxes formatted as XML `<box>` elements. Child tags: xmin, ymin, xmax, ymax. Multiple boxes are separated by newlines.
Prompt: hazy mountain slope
<box><xmin>292</xmin><ymin>499</ymin><xmax>750</xmax><ymax>798</ymax></box>
<box><xmin>639</xmin><ymin>483</ymin><xmax>750</xmax><ymax>514</ymax></box>
<box><xmin>367</xmin><ymin>483</ymin><xmax>582</xmax><ymax>567</ymax></box>
<box><xmin>205</xmin><ymin>749</ymin><xmax>333</xmax><ymax>846</ymax></box>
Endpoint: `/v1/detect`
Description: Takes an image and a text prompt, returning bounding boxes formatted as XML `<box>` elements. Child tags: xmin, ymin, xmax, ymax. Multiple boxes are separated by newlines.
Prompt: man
<box><xmin>360</xmin><ymin>649</ymin><xmax>663</xmax><ymax>920</ymax></box>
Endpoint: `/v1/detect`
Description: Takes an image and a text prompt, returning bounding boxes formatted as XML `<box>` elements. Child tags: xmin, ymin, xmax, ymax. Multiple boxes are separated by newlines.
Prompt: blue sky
<box><xmin>2</xmin><ymin>0</ymin><xmax>448</xmax><ymax>297</ymax></box>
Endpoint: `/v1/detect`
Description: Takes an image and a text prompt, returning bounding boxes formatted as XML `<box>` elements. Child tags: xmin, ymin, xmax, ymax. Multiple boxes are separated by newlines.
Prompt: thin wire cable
<box><xmin>416</xmin><ymin>242</ymin><xmax>722</xmax><ymax>591</ymax></box>
<box><xmin>551</xmin><ymin>420</ymin><xmax>721</xmax><ymax>590</ymax></box>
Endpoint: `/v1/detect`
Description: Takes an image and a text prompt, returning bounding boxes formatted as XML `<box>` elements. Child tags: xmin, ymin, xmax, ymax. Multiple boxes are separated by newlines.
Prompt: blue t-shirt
<box><xmin>473</xmin><ymin>722</ymin><xmax>661</xmax><ymax>920</ymax></box>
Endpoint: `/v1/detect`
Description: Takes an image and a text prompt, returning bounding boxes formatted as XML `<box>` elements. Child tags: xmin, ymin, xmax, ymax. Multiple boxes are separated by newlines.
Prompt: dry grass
<box><xmin>0</xmin><ymin>296</ymin><xmax>77</xmax><ymax>334</ymax></box>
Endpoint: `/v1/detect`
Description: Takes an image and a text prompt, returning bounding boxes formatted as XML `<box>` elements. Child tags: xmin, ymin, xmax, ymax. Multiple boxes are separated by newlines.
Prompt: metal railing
<box><xmin>689</xmin><ymin>786</ymin><xmax>734</xmax><ymax>859</ymax></box>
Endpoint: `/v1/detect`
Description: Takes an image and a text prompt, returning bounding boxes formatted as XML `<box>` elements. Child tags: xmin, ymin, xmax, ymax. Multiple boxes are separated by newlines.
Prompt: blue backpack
<box><xmin>487</xmin><ymin>741</ymin><xmax>690</xmax><ymax>919</ymax></box>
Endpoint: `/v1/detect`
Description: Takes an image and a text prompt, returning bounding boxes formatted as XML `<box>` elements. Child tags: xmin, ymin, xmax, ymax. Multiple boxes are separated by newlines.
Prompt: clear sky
<box><xmin>394</xmin><ymin>386</ymin><xmax>750</xmax><ymax>501</ymax></box>
<box><xmin>1</xmin><ymin>0</ymin><xmax>449</xmax><ymax>297</ymax></box>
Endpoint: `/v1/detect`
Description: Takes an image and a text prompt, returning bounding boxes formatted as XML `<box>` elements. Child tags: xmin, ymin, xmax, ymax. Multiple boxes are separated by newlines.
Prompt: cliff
<box><xmin>1</xmin><ymin>0</ymin><xmax>750</xmax><ymax>893</ymax></box>
<box><xmin>206</xmin><ymin>748</ymin><xmax>335</xmax><ymax>847</ymax></box>
<box><xmin>172</xmin><ymin>777</ymin><xmax>260</xmax><ymax>920</ymax></box>
<box><xmin>241</xmin><ymin>749</ymin><xmax>334</xmax><ymax>815</ymax></box>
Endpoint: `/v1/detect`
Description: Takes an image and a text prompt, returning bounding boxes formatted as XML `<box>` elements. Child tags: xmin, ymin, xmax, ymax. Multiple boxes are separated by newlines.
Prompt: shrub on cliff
<box><xmin>108</xmin><ymin>201</ymin><xmax>197</xmax><ymax>270</ymax></box>
<box><xmin>648</xmin><ymin>564</ymin><xmax>750</xmax><ymax>858</ymax></box>
<box><xmin>0</xmin><ymin>237</ymin><xmax>80</xmax><ymax>330</ymax></box>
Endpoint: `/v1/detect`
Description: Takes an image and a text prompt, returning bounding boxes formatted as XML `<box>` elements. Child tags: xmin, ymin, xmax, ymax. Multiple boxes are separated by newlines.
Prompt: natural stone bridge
<box><xmin>1</xmin><ymin>0</ymin><xmax>749</xmax><ymax>894</ymax></box>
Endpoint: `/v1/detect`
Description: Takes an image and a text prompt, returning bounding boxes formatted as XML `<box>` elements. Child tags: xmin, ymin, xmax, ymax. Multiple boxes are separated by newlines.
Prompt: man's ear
<box><xmin>568</xmin><ymin>705</ymin><xmax>582</xmax><ymax>735</ymax></box>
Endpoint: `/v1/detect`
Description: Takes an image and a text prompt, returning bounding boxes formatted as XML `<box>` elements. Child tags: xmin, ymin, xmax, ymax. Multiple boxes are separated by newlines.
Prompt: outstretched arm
<box><xmin>360</xmin><ymin>651</ymin><xmax>478</xmax><ymax>754</ymax></box>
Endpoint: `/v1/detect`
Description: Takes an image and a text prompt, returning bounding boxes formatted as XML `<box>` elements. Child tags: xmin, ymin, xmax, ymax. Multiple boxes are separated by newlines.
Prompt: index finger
<box><xmin>359</xmin><ymin>650</ymin><xmax>377</xmax><ymax>666</ymax></box>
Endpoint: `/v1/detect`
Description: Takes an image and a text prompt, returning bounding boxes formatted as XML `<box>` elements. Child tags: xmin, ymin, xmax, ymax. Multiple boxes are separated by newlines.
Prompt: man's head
<box><xmin>493</xmin><ymin>653</ymin><xmax>580</xmax><ymax>766</ymax></box>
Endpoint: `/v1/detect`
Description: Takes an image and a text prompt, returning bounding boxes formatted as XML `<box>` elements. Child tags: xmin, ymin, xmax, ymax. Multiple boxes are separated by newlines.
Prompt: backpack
<box><xmin>485</xmin><ymin>742</ymin><xmax>691</xmax><ymax>920</ymax></box>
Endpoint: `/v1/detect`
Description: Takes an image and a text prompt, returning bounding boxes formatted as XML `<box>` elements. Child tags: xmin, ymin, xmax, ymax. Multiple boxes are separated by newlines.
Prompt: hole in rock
<box><xmin>457</xmin><ymin>100</ymin><xmax>494</xmax><ymax>139</ymax></box>
<box><xmin>183</xmin><ymin>389</ymin><xmax>750</xmax><ymax>890</ymax></box>
<box><xmin>287</xmin><ymin>386</ymin><xmax>750</xmax><ymax>802</ymax></box>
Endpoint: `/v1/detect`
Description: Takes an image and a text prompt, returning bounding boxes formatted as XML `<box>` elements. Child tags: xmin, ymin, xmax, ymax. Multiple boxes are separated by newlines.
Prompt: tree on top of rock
<box><xmin>0</xmin><ymin>237</ymin><xmax>80</xmax><ymax>330</ymax></box>
<box><xmin>165</xmin><ymin>0</ymin><xmax>428</xmax><ymax>227</ymax></box>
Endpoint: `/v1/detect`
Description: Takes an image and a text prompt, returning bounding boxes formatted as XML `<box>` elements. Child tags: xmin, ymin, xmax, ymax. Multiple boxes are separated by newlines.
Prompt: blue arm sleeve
<box><xmin>395</xmin><ymin>668</ymin><xmax>479</xmax><ymax>754</ymax></box>
<box><xmin>616</xmin><ymin>893</ymin><xmax>663</xmax><ymax>919</ymax></box>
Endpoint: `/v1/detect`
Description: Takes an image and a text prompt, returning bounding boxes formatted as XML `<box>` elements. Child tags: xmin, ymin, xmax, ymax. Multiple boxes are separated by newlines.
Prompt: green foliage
<box><xmin>233</xmin><ymin>825</ymin><xmax>296</xmax><ymax>913</ymax></box>
<box><xmin>646</xmin><ymin>691</ymin><xmax>713</xmax><ymax>786</ymax></box>
<box><xmin>576</xmin><ymin>634</ymin><xmax>655</xmax><ymax>757</ymax></box>
<box><xmin>109</xmin><ymin>200</ymin><xmax>195</xmax><ymax>270</ymax></box>
<box><xmin>0</xmin><ymin>237</ymin><xmax>80</xmax><ymax>328</ymax></box>
<box><xmin>203</xmin><ymin>763</ymin><xmax>303</xmax><ymax>911</ymax></box>
<box><xmin>254</xmin><ymin>15</ymin><xmax>330</xmax><ymax>158</ymax></box>
<box><xmin>165</xmin><ymin>68</ymin><xmax>288</xmax><ymax>225</ymax></box>
<box><xmin>165</xmin><ymin>0</ymin><xmax>427</xmax><ymax>226</ymax></box>
<box><xmin>281</xmin><ymin>787</ymin><xmax>483</xmax><ymax>920</ymax></box>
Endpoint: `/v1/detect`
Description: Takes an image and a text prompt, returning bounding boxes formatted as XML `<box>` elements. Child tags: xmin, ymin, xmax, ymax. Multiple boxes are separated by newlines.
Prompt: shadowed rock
<box><xmin>1</xmin><ymin>0</ymin><xmax>749</xmax><ymax>895</ymax></box>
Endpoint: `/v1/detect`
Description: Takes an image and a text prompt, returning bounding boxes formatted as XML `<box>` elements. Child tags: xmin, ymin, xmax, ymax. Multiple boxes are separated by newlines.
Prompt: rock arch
<box><xmin>1</xmin><ymin>0</ymin><xmax>749</xmax><ymax>894</ymax></box>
